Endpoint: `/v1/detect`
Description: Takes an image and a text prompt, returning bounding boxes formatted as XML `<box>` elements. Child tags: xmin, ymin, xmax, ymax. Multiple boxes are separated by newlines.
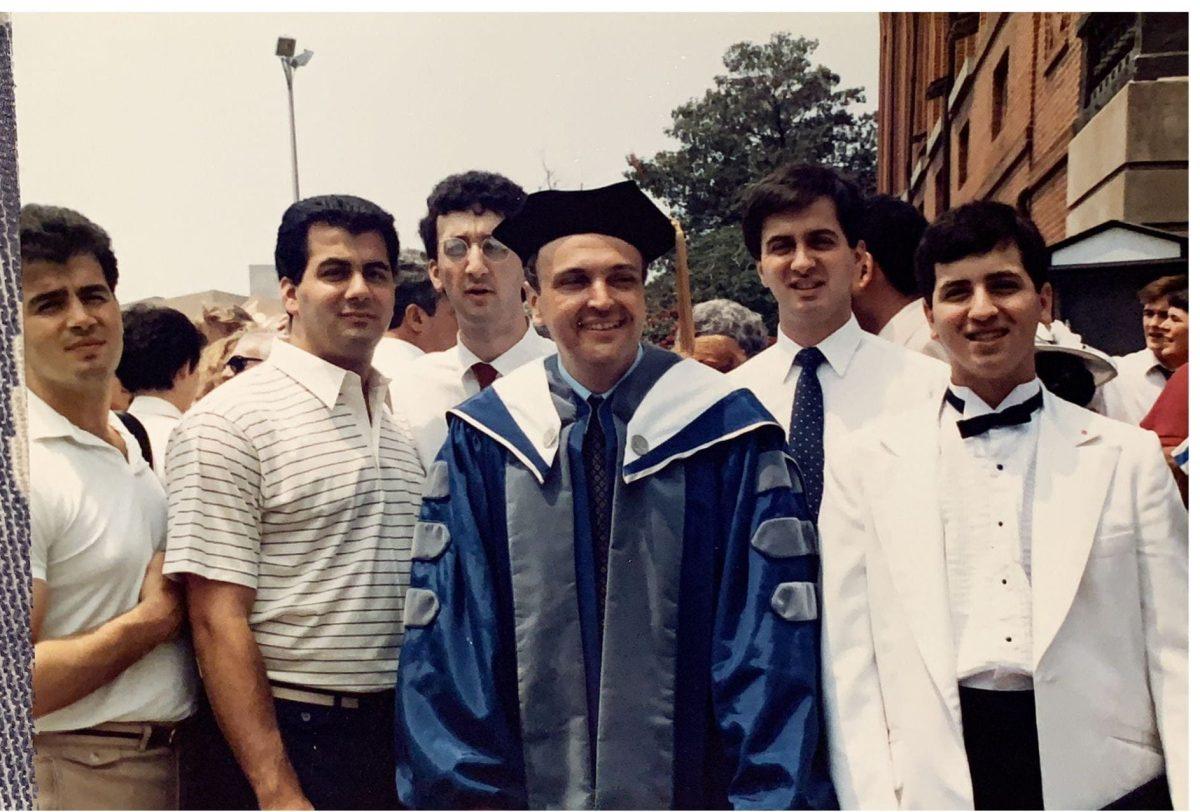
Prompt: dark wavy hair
<box><xmin>116</xmin><ymin>304</ymin><xmax>207</xmax><ymax>393</ymax></box>
<box><xmin>20</xmin><ymin>204</ymin><xmax>119</xmax><ymax>291</ymax></box>
<box><xmin>391</xmin><ymin>257</ymin><xmax>440</xmax><ymax>330</ymax></box>
<box><xmin>417</xmin><ymin>171</ymin><xmax>527</xmax><ymax>259</ymax></box>
<box><xmin>741</xmin><ymin>163</ymin><xmax>865</xmax><ymax>260</ymax></box>
<box><xmin>861</xmin><ymin>194</ymin><xmax>928</xmax><ymax>298</ymax></box>
<box><xmin>915</xmin><ymin>200</ymin><xmax>1049</xmax><ymax>303</ymax></box>
<box><xmin>274</xmin><ymin>195</ymin><xmax>400</xmax><ymax>284</ymax></box>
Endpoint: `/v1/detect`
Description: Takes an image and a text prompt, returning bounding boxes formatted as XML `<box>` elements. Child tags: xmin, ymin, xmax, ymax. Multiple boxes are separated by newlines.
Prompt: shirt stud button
<box><xmin>631</xmin><ymin>435</ymin><xmax>649</xmax><ymax>455</ymax></box>
<box><xmin>1005</xmin><ymin>637</ymin><xmax>1012</xmax><ymax>643</ymax></box>
<box><xmin>996</xmin><ymin>464</ymin><xmax>1004</xmax><ymax>471</ymax></box>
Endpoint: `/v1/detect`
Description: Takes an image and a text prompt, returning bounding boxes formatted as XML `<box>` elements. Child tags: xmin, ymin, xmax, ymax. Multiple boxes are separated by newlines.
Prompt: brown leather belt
<box><xmin>40</xmin><ymin>721</ymin><xmax>178</xmax><ymax>750</ymax></box>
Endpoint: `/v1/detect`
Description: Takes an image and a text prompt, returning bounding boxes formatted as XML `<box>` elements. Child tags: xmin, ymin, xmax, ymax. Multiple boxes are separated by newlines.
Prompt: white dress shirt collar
<box><xmin>453</xmin><ymin>322</ymin><xmax>546</xmax><ymax>379</ymax></box>
<box><xmin>127</xmin><ymin>394</ymin><xmax>183</xmax><ymax>421</ymax></box>
<box><xmin>557</xmin><ymin>345</ymin><xmax>645</xmax><ymax>401</ymax></box>
<box><xmin>773</xmin><ymin>315</ymin><xmax>864</xmax><ymax>381</ymax></box>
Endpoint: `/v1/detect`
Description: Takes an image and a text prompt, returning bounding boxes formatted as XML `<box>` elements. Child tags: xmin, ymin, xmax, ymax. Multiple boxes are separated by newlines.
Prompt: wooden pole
<box><xmin>671</xmin><ymin>218</ymin><xmax>695</xmax><ymax>356</ymax></box>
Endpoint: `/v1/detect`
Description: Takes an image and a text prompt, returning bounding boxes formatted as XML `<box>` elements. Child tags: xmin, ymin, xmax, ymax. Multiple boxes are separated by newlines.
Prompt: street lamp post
<box><xmin>275</xmin><ymin>37</ymin><xmax>313</xmax><ymax>202</ymax></box>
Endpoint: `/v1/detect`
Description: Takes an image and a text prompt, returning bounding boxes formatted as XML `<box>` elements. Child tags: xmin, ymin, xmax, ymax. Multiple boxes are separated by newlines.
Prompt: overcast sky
<box><xmin>12</xmin><ymin>13</ymin><xmax>877</xmax><ymax>303</ymax></box>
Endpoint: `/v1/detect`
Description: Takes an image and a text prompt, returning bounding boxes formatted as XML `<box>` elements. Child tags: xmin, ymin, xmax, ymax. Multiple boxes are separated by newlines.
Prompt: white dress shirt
<box><xmin>728</xmin><ymin>315</ymin><xmax>949</xmax><ymax>453</ymax></box>
<box><xmin>1096</xmin><ymin>347</ymin><xmax>1171</xmax><ymax>425</ymax></box>
<box><xmin>372</xmin><ymin>335</ymin><xmax>426</xmax><ymax>383</ymax></box>
<box><xmin>876</xmin><ymin>298</ymin><xmax>950</xmax><ymax>362</ymax></box>
<box><xmin>938</xmin><ymin>378</ymin><xmax>1042</xmax><ymax>691</ymax></box>
<box><xmin>392</xmin><ymin>324</ymin><xmax>555</xmax><ymax>471</ymax></box>
<box><xmin>126</xmin><ymin>394</ymin><xmax>183</xmax><ymax>481</ymax></box>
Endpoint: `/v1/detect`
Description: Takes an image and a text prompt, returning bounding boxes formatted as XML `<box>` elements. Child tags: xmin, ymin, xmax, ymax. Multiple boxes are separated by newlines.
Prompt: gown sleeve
<box><xmin>711</xmin><ymin>431</ymin><xmax>838</xmax><ymax>810</ymax></box>
<box><xmin>395</xmin><ymin>416</ymin><xmax>528</xmax><ymax>810</ymax></box>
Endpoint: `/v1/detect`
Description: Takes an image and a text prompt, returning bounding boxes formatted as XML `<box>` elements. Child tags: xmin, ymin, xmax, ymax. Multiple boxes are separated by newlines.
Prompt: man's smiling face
<box><xmin>925</xmin><ymin>241</ymin><xmax>1051</xmax><ymax>397</ymax></box>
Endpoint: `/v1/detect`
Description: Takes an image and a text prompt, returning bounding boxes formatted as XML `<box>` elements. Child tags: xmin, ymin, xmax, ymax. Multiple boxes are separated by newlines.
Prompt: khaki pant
<box><xmin>33</xmin><ymin>725</ymin><xmax>179</xmax><ymax>810</ymax></box>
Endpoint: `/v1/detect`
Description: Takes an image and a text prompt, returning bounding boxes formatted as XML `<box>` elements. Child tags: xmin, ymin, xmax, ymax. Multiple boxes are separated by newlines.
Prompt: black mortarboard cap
<box><xmin>493</xmin><ymin>180</ymin><xmax>676</xmax><ymax>266</ymax></box>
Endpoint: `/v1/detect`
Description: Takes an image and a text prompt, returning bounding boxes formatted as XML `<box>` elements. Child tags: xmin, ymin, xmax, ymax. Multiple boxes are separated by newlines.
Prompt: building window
<box><xmin>958</xmin><ymin>123</ymin><xmax>970</xmax><ymax>188</ymax></box>
<box><xmin>991</xmin><ymin>50</ymin><xmax>1009</xmax><ymax>138</ymax></box>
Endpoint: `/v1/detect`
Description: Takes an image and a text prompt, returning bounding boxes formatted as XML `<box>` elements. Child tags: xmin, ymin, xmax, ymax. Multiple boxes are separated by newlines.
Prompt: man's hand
<box><xmin>136</xmin><ymin>552</ymin><xmax>185</xmax><ymax>643</ymax></box>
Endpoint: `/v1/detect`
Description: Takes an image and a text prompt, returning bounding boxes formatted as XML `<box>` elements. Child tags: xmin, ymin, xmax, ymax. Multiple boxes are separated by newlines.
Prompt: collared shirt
<box><xmin>126</xmin><ymin>394</ymin><xmax>183</xmax><ymax>481</ymax></box>
<box><xmin>372</xmin><ymin>335</ymin><xmax>426</xmax><ymax>384</ymax></box>
<box><xmin>728</xmin><ymin>315</ymin><xmax>949</xmax><ymax>452</ymax></box>
<box><xmin>938</xmin><ymin>378</ymin><xmax>1042</xmax><ymax>691</ymax></box>
<box><xmin>28</xmin><ymin>390</ymin><xmax>197</xmax><ymax>731</ymax></box>
<box><xmin>876</xmin><ymin>298</ymin><xmax>950</xmax><ymax>362</ymax></box>
<box><xmin>392</xmin><ymin>323</ymin><xmax>555</xmax><ymax>471</ymax></box>
<box><xmin>1098</xmin><ymin>347</ymin><xmax>1172</xmax><ymax>425</ymax></box>
<box><xmin>163</xmin><ymin>339</ymin><xmax>424</xmax><ymax>692</ymax></box>
<box><xmin>556</xmin><ymin>345</ymin><xmax>645</xmax><ymax>402</ymax></box>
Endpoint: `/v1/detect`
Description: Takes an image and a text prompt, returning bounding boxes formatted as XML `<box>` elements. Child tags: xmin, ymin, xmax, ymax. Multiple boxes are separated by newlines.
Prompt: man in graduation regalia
<box><xmin>395</xmin><ymin>181</ymin><xmax>836</xmax><ymax>810</ymax></box>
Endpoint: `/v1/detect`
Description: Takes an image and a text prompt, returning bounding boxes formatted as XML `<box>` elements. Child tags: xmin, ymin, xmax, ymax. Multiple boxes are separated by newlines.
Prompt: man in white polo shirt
<box><xmin>163</xmin><ymin>195</ymin><xmax>424</xmax><ymax>809</ymax></box>
<box><xmin>21</xmin><ymin>204</ymin><xmax>196</xmax><ymax>810</ymax></box>
<box><xmin>392</xmin><ymin>171</ymin><xmax>554</xmax><ymax>470</ymax></box>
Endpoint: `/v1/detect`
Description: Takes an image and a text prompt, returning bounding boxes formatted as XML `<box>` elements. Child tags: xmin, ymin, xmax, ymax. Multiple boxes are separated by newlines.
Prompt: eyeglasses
<box><xmin>441</xmin><ymin>236</ymin><xmax>510</xmax><ymax>262</ymax></box>
<box><xmin>226</xmin><ymin>355</ymin><xmax>264</xmax><ymax>375</ymax></box>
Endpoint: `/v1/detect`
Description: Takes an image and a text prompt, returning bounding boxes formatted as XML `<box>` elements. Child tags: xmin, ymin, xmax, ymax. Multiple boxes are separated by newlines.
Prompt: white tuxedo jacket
<box><xmin>820</xmin><ymin>390</ymin><xmax>1188</xmax><ymax>809</ymax></box>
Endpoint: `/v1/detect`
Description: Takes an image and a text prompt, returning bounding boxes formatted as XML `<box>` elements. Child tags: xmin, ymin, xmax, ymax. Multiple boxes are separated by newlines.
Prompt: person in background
<box><xmin>372</xmin><ymin>255</ymin><xmax>458</xmax><ymax>379</ymax></box>
<box><xmin>821</xmin><ymin>200</ymin><xmax>1186</xmax><ymax>810</ymax></box>
<box><xmin>397</xmin><ymin>181</ymin><xmax>835</xmax><ymax>809</ymax></box>
<box><xmin>688</xmin><ymin>298</ymin><xmax>769</xmax><ymax>372</ymax></box>
<box><xmin>1099</xmin><ymin>275</ymin><xmax>1188</xmax><ymax>423</ymax></box>
<box><xmin>165</xmin><ymin>195</ymin><xmax>423</xmax><ymax>810</ymax></box>
<box><xmin>391</xmin><ymin>170</ymin><xmax>554</xmax><ymax>471</ymax></box>
<box><xmin>1141</xmin><ymin>361</ymin><xmax>1188</xmax><ymax>505</ymax></box>
<box><xmin>21</xmin><ymin>204</ymin><xmax>196</xmax><ymax>810</ymax></box>
<box><xmin>108</xmin><ymin>375</ymin><xmax>133</xmax><ymax>411</ymax></box>
<box><xmin>115</xmin><ymin>304</ymin><xmax>207</xmax><ymax>478</ymax></box>
<box><xmin>851</xmin><ymin>193</ymin><xmax>947</xmax><ymax>361</ymax></box>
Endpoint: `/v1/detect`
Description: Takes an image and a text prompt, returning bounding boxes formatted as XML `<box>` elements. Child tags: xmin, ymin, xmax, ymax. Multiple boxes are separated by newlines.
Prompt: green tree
<box><xmin>628</xmin><ymin>33</ymin><xmax>876</xmax><ymax>342</ymax></box>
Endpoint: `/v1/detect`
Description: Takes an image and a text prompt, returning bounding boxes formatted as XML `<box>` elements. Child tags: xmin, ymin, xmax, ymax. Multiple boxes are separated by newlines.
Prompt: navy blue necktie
<box><xmin>789</xmin><ymin>347</ymin><xmax>826</xmax><ymax>518</ymax></box>
<box><xmin>583</xmin><ymin>395</ymin><xmax>613</xmax><ymax>632</ymax></box>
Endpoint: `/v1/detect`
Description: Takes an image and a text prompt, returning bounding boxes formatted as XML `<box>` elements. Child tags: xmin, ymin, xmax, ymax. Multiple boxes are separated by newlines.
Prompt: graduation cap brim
<box><xmin>493</xmin><ymin>180</ymin><xmax>676</xmax><ymax>266</ymax></box>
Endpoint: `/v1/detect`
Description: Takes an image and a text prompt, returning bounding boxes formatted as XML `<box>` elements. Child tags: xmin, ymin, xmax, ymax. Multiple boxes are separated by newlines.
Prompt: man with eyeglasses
<box><xmin>391</xmin><ymin>170</ymin><xmax>554</xmax><ymax>471</ymax></box>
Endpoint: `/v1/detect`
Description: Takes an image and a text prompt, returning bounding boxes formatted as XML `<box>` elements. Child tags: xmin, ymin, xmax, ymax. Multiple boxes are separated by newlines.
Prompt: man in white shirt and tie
<box><xmin>820</xmin><ymin>201</ymin><xmax>1187</xmax><ymax>810</ymax></box>
<box><xmin>391</xmin><ymin>171</ymin><xmax>554</xmax><ymax>470</ymax></box>
<box><xmin>728</xmin><ymin>163</ymin><xmax>947</xmax><ymax>519</ymax></box>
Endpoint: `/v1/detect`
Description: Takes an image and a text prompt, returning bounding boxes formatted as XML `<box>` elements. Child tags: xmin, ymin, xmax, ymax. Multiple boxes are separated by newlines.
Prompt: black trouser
<box><xmin>180</xmin><ymin>689</ymin><xmax>398</xmax><ymax>810</ymax></box>
<box><xmin>959</xmin><ymin>686</ymin><xmax>1044</xmax><ymax>810</ymax></box>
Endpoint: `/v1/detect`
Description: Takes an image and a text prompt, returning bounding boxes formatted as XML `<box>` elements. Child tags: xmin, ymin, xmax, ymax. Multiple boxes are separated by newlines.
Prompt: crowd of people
<box><xmin>20</xmin><ymin>161</ymin><xmax>1187</xmax><ymax>811</ymax></box>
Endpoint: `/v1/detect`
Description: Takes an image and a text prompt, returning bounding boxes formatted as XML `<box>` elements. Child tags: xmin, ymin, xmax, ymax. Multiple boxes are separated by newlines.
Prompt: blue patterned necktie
<box><xmin>583</xmin><ymin>395</ymin><xmax>613</xmax><ymax>632</ymax></box>
<box><xmin>789</xmin><ymin>347</ymin><xmax>826</xmax><ymax>518</ymax></box>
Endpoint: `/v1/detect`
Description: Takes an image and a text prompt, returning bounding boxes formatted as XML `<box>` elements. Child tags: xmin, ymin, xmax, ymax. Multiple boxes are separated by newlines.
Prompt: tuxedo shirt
<box><xmin>940</xmin><ymin>380</ymin><xmax>1041</xmax><ymax>691</ymax></box>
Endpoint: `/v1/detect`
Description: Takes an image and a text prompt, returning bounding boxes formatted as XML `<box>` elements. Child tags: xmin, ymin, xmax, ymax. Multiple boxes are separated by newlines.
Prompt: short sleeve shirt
<box><xmin>28</xmin><ymin>390</ymin><xmax>197</xmax><ymax>731</ymax></box>
<box><xmin>163</xmin><ymin>340</ymin><xmax>424</xmax><ymax>691</ymax></box>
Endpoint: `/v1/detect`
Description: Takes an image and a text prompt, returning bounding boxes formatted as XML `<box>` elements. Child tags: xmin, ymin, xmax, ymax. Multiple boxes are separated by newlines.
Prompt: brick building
<box><xmin>876</xmin><ymin>12</ymin><xmax>1187</xmax><ymax>244</ymax></box>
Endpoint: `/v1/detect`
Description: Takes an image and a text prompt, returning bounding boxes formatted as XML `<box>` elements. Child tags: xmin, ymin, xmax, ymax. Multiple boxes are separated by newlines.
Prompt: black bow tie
<box><xmin>944</xmin><ymin>389</ymin><xmax>1044</xmax><ymax>439</ymax></box>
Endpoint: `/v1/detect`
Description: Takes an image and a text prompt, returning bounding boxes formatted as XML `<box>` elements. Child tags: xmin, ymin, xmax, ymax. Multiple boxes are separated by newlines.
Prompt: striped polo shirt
<box><xmin>163</xmin><ymin>338</ymin><xmax>423</xmax><ymax>692</ymax></box>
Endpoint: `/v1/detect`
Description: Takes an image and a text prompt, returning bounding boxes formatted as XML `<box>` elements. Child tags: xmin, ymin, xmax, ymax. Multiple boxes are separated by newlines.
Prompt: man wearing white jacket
<box><xmin>820</xmin><ymin>201</ymin><xmax>1187</xmax><ymax>810</ymax></box>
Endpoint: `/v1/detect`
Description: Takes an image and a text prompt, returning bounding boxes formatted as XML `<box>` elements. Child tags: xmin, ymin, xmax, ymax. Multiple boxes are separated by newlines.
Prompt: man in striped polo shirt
<box><xmin>164</xmin><ymin>195</ymin><xmax>424</xmax><ymax>809</ymax></box>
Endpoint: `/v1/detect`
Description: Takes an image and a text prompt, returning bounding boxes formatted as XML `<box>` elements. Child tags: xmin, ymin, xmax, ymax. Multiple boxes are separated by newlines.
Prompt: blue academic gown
<box><xmin>396</xmin><ymin>345</ymin><xmax>836</xmax><ymax>810</ymax></box>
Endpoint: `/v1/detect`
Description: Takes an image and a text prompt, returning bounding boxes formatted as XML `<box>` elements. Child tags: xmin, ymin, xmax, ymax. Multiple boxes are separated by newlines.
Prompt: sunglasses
<box><xmin>441</xmin><ymin>236</ymin><xmax>510</xmax><ymax>262</ymax></box>
<box><xmin>226</xmin><ymin>355</ymin><xmax>264</xmax><ymax>375</ymax></box>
